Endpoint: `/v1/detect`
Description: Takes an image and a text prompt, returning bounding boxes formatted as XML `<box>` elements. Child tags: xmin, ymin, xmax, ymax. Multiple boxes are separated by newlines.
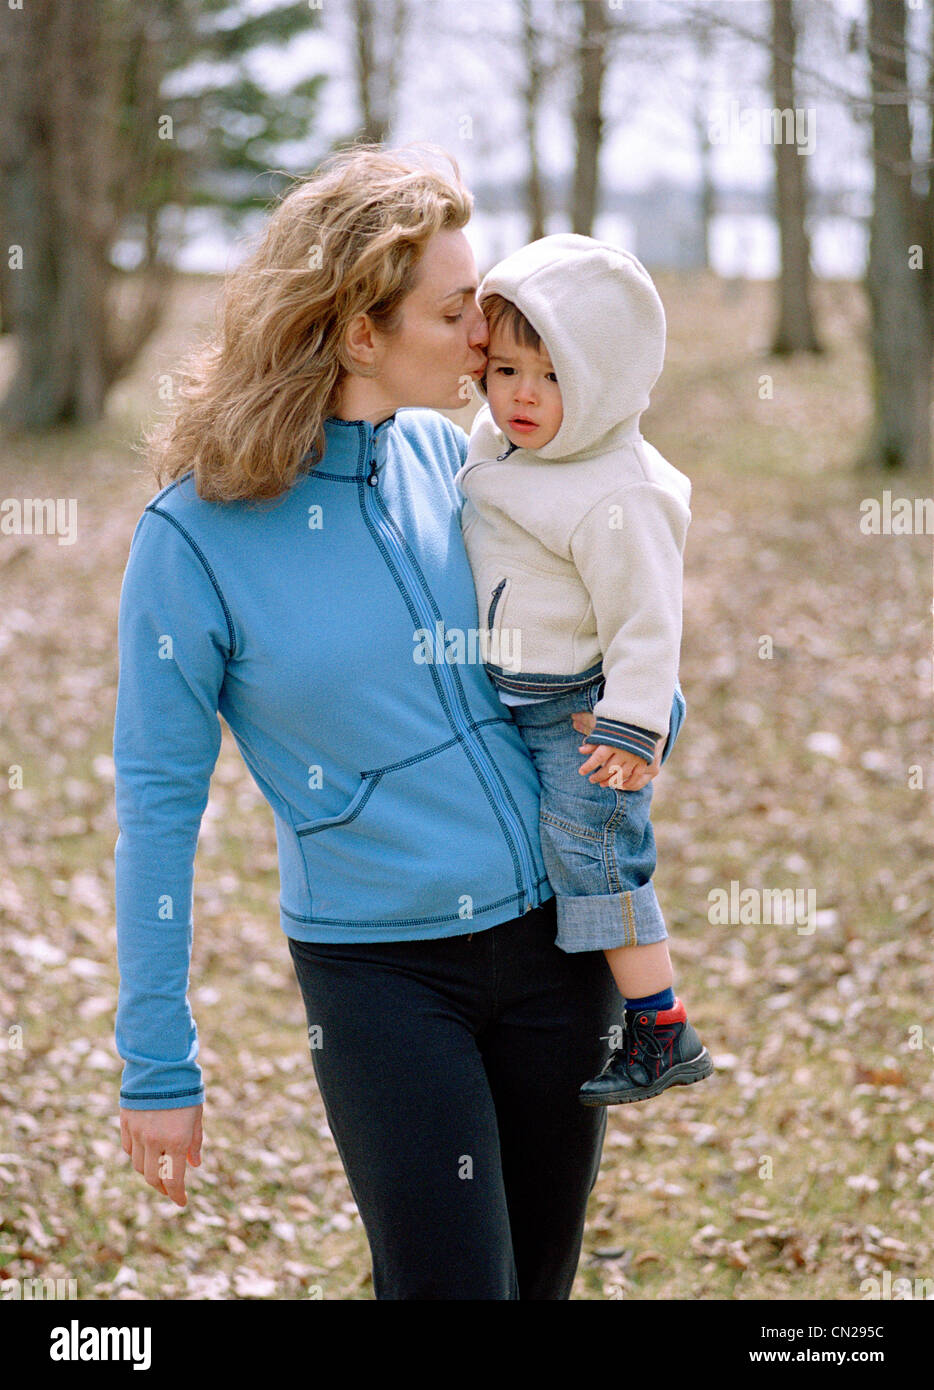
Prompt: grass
<box><xmin>0</xmin><ymin>269</ymin><xmax>931</xmax><ymax>1301</ymax></box>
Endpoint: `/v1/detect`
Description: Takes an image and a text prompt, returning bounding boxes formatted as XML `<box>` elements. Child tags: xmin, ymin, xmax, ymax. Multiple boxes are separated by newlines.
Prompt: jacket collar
<box><xmin>301</xmin><ymin>412</ymin><xmax>398</xmax><ymax>479</ymax></box>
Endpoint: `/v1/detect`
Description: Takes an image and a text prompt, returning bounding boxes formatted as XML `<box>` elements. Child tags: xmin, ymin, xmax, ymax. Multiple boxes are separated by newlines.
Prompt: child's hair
<box><xmin>477</xmin><ymin>291</ymin><xmax>543</xmax><ymax>395</ymax></box>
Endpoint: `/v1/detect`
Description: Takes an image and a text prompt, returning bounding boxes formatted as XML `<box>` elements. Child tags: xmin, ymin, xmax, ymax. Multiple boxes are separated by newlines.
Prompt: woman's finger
<box><xmin>143</xmin><ymin>1144</ymin><xmax>170</xmax><ymax>1199</ymax></box>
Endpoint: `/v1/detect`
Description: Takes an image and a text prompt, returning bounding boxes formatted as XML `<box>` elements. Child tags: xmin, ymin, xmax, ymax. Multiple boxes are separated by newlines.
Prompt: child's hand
<box><xmin>570</xmin><ymin>710</ymin><xmax>664</xmax><ymax>789</ymax></box>
<box><xmin>577</xmin><ymin>744</ymin><xmax>651</xmax><ymax>789</ymax></box>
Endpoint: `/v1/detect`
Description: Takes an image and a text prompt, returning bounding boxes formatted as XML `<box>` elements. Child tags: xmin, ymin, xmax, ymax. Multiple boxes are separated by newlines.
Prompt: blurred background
<box><xmin>2</xmin><ymin>0</ymin><xmax>934</xmax><ymax>469</ymax></box>
<box><xmin>1</xmin><ymin>0</ymin><xmax>932</xmax><ymax>1304</ymax></box>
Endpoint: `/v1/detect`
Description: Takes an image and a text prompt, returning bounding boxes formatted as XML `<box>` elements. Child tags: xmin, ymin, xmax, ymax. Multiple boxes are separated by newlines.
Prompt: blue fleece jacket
<box><xmin>113</xmin><ymin>409</ymin><xmax>552</xmax><ymax>1111</ymax></box>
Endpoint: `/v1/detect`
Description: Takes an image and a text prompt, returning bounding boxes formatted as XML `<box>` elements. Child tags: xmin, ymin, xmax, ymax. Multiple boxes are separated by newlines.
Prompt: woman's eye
<box><xmin>445</xmin><ymin>313</ymin><xmax>463</xmax><ymax>322</ymax></box>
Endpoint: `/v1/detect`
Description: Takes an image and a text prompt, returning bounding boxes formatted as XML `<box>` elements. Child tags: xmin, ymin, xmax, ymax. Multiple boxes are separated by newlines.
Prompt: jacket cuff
<box><xmin>118</xmin><ymin>1085</ymin><xmax>205</xmax><ymax>1112</ymax></box>
<box><xmin>590</xmin><ymin>717</ymin><xmax>663</xmax><ymax>764</ymax></box>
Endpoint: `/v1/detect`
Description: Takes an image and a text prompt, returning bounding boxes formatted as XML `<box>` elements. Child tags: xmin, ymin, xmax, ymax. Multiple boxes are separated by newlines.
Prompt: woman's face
<box><xmin>373</xmin><ymin>228</ymin><xmax>490</xmax><ymax>411</ymax></box>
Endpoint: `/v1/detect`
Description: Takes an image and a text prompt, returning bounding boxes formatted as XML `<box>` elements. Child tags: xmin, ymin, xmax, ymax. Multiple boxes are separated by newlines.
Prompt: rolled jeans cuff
<box><xmin>554</xmin><ymin>881</ymin><xmax>669</xmax><ymax>953</ymax></box>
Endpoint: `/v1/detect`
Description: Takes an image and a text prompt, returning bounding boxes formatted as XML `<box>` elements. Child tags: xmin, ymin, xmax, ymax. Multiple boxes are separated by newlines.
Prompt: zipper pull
<box><xmin>367</xmin><ymin>457</ymin><xmax>379</xmax><ymax>486</ymax></box>
<box><xmin>487</xmin><ymin>578</ymin><xmax>507</xmax><ymax>628</ymax></box>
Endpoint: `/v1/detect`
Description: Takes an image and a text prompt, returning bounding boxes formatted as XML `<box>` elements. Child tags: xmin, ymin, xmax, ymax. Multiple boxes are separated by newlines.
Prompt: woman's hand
<box><xmin>120</xmin><ymin>1104</ymin><xmax>203</xmax><ymax>1208</ymax></box>
<box><xmin>570</xmin><ymin>710</ymin><xmax>664</xmax><ymax>789</ymax></box>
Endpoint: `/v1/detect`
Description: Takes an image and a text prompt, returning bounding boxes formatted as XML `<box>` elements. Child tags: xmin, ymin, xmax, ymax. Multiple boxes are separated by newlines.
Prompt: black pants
<box><xmin>287</xmin><ymin>897</ymin><xmax>624</xmax><ymax>1300</ymax></box>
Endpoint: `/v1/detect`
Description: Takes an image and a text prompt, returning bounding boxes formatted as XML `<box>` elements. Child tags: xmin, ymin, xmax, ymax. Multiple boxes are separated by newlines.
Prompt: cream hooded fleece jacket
<box><xmin>454</xmin><ymin>233</ymin><xmax>691</xmax><ymax>763</ymax></box>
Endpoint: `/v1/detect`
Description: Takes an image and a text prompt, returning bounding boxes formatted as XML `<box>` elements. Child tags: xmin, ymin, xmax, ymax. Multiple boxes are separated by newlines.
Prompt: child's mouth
<box><xmin>509</xmin><ymin>417</ymin><xmax>538</xmax><ymax>432</ymax></box>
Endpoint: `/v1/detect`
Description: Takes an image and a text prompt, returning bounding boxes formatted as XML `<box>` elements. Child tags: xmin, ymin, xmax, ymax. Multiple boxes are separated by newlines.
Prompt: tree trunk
<box><xmin>353</xmin><ymin>0</ymin><xmax>385</xmax><ymax>143</ymax></box>
<box><xmin>0</xmin><ymin>205</ymin><xmax>14</xmax><ymax>334</ymax></box>
<box><xmin>770</xmin><ymin>0</ymin><xmax>822</xmax><ymax>354</ymax></box>
<box><xmin>0</xmin><ymin>0</ymin><xmax>171</xmax><ymax>432</ymax></box>
<box><xmin>570</xmin><ymin>0</ymin><xmax>609</xmax><ymax>235</ymax></box>
<box><xmin>521</xmin><ymin>0</ymin><xmax>547</xmax><ymax>242</ymax></box>
<box><xmin>353</xmin><ymin>0</ymin><xmax>407</xmax><ymax>145</ymax></box>
<box><xmin>691</xmin><ymin>19</ymin><xmax>715</xmax><ymax>271</ymax></box>
<box><xmin>925</xmin><ymin>3</ymin><xmax>934</xmax><ymax>336</ymax></box>
<box><xmin>0</xmin><ymin>0</ymin><xmax>108</xmax><ymax>426</ymax></box>
<box><xmin>865</xmin><ymin>0</ymin><xmax>930</xmax><ymax>471</ymax></box>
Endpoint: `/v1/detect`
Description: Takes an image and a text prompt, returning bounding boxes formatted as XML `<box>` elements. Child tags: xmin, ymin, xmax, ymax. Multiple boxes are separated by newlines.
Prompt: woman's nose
<box><xmin>468</xmin><ymin>307</ymin><xmax>489</xmax><ymax>349</ymax></box>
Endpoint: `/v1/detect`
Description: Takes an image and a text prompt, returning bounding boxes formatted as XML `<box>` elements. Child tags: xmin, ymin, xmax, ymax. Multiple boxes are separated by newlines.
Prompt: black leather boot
<box><xmin>579</xmin><ymin>998</ymin><xmax>713</xmax><ymax>1106</ymax></box>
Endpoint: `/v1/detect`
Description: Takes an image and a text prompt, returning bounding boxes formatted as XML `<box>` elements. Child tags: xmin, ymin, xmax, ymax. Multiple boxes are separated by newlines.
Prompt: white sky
<box><xmin>238</xmin><ymin>0</ymin><xmax>880</xmax><ymax>190</ymax></box>
<box><xmin>168</xmin><ymin>0</ymin><xmax>921</xmax><ymax>276</ymax></box>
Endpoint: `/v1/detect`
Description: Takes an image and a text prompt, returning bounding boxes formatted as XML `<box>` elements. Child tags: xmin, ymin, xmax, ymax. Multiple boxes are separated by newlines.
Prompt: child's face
<box><xmin>485</xmin><ymin>323</ymin><xmax>563</xmax><ymax>451</ymax></box>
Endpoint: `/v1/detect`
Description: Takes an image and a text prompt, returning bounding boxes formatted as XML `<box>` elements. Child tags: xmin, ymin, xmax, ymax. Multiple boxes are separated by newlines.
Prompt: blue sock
<box><xmin>625</xmin><ymin>986</ymin><xmax>675</xmax><ymax>1013</ymax></box>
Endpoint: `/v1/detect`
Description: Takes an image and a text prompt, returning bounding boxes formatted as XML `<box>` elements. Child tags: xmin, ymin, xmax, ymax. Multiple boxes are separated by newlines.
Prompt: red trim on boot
<box><xmin>654</xmin><ymin>997</ymin><xmax>687</xmax><ymax>1024</ymax></box>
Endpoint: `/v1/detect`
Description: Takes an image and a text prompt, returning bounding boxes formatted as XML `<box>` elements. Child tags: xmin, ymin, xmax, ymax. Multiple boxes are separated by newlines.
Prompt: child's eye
<box><xmin>495</xmin><ymin>366</ymin><xmax>515</xmax><ymax>376</ymax></box>
<box><xmin>547</xmin><ymin>372</ymin><xmax>558</xmax><ymax>382</ymax></box>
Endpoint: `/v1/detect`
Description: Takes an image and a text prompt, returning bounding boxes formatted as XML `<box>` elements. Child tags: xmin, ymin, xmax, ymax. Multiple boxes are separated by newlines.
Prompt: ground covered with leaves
<box><xmin>1</xmin><ymin>271</ymin><xmax>931</xmax><ymax>1300</ymax></box>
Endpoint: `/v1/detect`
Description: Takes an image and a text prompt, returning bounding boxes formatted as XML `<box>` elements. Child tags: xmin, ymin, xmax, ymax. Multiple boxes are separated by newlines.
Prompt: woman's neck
<box><xmin>331</xmin><ymin>376</ymin><xmax>398</xmax><ymax>427</ymax></box>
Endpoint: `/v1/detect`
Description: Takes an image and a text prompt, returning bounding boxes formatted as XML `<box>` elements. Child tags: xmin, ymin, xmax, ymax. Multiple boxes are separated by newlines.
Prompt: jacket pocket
<box><xmin>292</xmin><ymin>738</ymin><xmax>498</xmax><ymax>923</ymax></box>
<box><xmin>482</xmin><ymin>563</ymin><xmax>594</xmax><ymax>676</ymax></box>
<box><xmin>483</xmin><ymin>575</ymin><xmax>523</xmax><ymax>672</ymax></box>
<box><xmin>295</xmin><ymin>776</ymin><xmax>379</xmax><ymax>837</ymax></box>
<box><xmin>487</xmin><ymin>576</ymin><xmax>509</xmax><ymax>630</ymax></box>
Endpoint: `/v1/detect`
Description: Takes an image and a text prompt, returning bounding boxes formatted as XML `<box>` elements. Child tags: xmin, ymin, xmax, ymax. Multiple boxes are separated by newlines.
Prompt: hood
<box><xmin>475</xmin><ymin>232</ymin><xmax>666</xmax><ymax>461</ymax></box>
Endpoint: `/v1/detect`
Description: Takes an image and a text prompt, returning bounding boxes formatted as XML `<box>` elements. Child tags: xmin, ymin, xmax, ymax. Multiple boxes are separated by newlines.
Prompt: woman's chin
<box><xmin>428</xmin><ymin>385</ymin><xmax>474</xmax><ymax>412</ymax></box>
<box><xmin>411</xmin><ymin>381</ymin><xmax>479</xmax><ymax>413</ymax></box>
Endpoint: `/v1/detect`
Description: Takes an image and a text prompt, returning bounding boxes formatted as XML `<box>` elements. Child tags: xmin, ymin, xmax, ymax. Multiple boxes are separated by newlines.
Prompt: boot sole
<box><xmin>578</xmin><ymin>1048</ymin><xmax>715</xmax><ymax>1106</ymax></box>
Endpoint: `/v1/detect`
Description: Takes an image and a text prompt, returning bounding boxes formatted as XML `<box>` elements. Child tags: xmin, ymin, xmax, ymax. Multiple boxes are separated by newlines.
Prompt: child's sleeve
<box><xmin>569</xmin><ymin>482</ymin><xmax>690</xmax><ymax>763</ymax></box>
<box><xmin>113</xmin><ymin>505</ymin><xmax>231</xmax><ymax>1110</ymax></box>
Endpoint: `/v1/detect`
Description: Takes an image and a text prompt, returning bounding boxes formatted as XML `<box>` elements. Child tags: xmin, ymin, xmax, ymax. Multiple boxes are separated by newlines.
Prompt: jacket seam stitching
<box><xmin>361</xmin><ymin>472</ymin><xmax>529</xmax><ymax>894</ymax></box>
<box><xmin>144</xmin><ymin>505</ymin><xmax>238</xmax><ymax>658</ymax></box>
<box><xmin>296</xmin><ymin>717</ymin><xmax>517</xmax><ymax>836</ymax></box>
<box><xmin>280</xmin><ymin>877</ymin><xmax>550</xmax><ymax>929</ymax></box>
<box><xmin>358</xmin><ymin>719</ymin><xmax>505</xmax><ymax>779</ymax></box>
<box><xmin>120</xmin><ymin>1085</ymin><xmax>203</xmax><ymax>1100</ymax></box>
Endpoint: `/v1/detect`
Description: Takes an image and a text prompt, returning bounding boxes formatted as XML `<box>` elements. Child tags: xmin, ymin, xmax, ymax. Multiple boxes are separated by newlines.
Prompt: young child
<box><xmin>454</xmin><ymin>232</ymin><xmax>712</xmax><ymax>1106</ymax></box>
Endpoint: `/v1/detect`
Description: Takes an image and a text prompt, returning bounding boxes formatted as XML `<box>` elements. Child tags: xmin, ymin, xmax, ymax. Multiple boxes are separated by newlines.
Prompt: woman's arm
<box><xmin>113</xmin><ymin>502</ymin><xmax>231</xmax><ymax>1201</ymax></box>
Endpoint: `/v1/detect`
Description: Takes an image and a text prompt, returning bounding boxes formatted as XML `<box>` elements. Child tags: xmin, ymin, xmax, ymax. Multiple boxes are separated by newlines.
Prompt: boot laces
<box><xmin>625</xmin><ymin>1012</ymin><xmax>672</xmax><ymax>1073</ymax></box>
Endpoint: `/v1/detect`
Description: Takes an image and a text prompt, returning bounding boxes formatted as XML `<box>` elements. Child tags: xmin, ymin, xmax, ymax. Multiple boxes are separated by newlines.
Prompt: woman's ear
<box><xmin>343</xmin><ymin>312</ymin><xmax>380</xmax><ymax>371</ymax></box>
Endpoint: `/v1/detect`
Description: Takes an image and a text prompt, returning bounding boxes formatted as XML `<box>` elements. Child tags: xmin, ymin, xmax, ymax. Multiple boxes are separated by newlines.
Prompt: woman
<box><xmin>114</xmin><ymin>142</ymin><xmax>671</xmax><ymax>1300</ymax></box>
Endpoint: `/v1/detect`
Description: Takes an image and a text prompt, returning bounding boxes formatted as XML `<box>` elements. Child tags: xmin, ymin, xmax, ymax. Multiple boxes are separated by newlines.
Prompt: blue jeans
<box><xmin>509</xmin><ymin>678</ymin><xmax>685</xmax><ymax>954</ymax></box>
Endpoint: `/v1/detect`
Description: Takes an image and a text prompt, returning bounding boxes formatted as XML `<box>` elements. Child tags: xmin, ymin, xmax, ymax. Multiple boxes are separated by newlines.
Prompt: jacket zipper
<box><xmin>487</xmin><ymin>578</ymin><xmax>507</xmax><ymax>629</ymax></box>
<box><xmin>457</xmin><ymin>444</ymin><xmax>521</xmax><ymax>490</ymax></box>
<box><xmin>362</xmin><ymin>446</ymin><xmax>539</xmax><ymax>914</ymax></box>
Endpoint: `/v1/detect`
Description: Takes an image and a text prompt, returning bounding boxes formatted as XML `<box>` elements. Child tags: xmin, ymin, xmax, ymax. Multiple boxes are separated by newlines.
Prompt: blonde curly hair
<box><xmin>144</xmin><ymin>141</ymin><xmax>473</xmax><ymax>502</ymax></box>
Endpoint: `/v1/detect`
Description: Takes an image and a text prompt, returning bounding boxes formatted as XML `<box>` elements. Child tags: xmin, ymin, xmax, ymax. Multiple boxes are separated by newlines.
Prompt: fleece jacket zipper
<box><xmin>361</xmin><ymin>439</ymin><xmax>539</xmax><ymax>915</ymax></box>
